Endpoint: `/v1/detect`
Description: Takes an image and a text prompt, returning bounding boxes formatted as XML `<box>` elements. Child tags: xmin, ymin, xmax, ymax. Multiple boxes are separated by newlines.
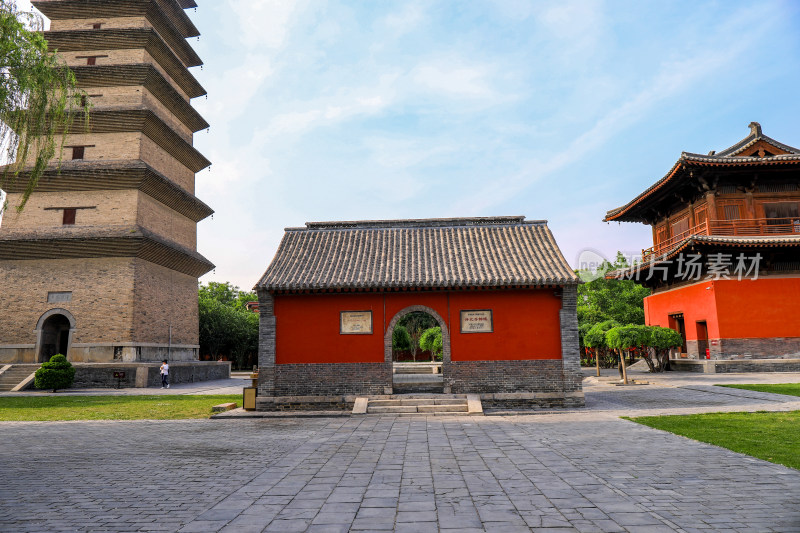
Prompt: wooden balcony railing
<box><xmin>642</xmin><ymin>218</ymin><xmax>800</xmax><ymax>262</ymax></box>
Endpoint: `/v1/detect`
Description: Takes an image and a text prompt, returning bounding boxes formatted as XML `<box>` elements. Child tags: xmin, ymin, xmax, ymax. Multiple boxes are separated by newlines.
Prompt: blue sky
<box><xmin>33</xmin><ymin>0</ymin><xmax>800</xmax><ymax>290</ymax></box>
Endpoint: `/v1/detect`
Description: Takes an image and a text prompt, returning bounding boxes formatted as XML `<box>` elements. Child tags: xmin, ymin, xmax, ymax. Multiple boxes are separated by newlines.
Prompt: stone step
<box><xmin>355</xmin><ymin>394</ymin><xmax>482</xmax><ymax>416</ymax></box>
<box><xmin>368</xmin><ymin>398</ymin><xmax>465</xmax><ymax>407</ymax></box>
<box><xmin>417</xmin><ymin>404</ymin><xmax>468</xmax><ymax>413</ymax></box>
<box><xmin>392</xmin><ymin>374</ymin><xmax>444</xmax><ymax>384</ymax></box>
<box><xmin>368</xmin><ymin>405</ymin><xmax>421</xmax><ymax>414</ymax></box>
<box><xmin>0</xmin><ymin>365</ymin><xmax>40</xmax><ymax>392</ymax></box>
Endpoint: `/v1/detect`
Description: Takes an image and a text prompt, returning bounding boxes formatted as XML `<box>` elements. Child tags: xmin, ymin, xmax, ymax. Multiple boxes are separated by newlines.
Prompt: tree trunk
<box><xmin>620</xmin><ymin>350</ymin><xmax>629</xmax><ymax>384</ymax></box>
<box><xmin>595</xmin><ymin>347</ymin><xmax>600</xmax><ymax>377</ymax></box>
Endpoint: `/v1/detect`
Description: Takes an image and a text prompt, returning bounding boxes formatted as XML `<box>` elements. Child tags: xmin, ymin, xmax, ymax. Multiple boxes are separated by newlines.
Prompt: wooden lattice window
<box><xmin>718</xmin><ymin>203</ymin><xmax>742</xmax><ymax>220</ymax></box>
<box><xmin>695</xmin><ymin>206</ymin><xmax>708</xmax><ymax>227</ymax></box>
<box><xmin>671</xmin><ymin>217</ymin><xmax>690</xmax><ymax>240</ymax></box>
<box><xmin>655</xmin><ymin>224</ymin><xmax>669</xmax><ymax>244</ymax></box>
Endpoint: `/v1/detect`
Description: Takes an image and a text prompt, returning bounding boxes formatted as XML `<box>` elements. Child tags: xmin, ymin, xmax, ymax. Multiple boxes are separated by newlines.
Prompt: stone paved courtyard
<box><xmin>1</xmin><ymin>374</ymin><xmax>799</xmax><ymax>532</ymax></box>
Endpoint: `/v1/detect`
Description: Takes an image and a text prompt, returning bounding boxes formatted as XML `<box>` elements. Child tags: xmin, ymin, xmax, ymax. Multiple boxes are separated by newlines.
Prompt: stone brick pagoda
<box><xmin>0</xmin><ymin>0</ymin><xmax>216</xmax><ymax>372</ymax></box>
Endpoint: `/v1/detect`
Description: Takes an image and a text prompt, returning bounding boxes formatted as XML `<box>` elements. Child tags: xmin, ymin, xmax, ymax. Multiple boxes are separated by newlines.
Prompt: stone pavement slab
<box><xmin>1</xmin><ymin>412</ymin><xmax>799</xmax><ymax>532</ymax></box>
<box><xmin>2</xmin><ymin>370</ymin><xmax>800</xmax><ymax>531</ymax></box>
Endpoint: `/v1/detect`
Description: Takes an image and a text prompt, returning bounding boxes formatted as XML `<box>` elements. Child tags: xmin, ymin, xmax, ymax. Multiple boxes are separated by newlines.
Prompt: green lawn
<box><xmin>626</xmin><ymin>410</ymin><xmax>800</xmax><ymax>470</ymax></box>
<box><xmin>718</xmin><ymin>383</ymin><xmax>800</xmax><ymax>397</ymax></box>
<box><xmin>0</xmin><ymin>395</ymin><xmax>241</xmax><ymax>421</ymax></box>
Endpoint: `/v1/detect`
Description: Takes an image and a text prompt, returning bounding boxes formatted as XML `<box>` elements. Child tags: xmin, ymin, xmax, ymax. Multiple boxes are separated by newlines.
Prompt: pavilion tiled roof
<box><xmin>605</xmin><ymin>122</ymin><xmax>800</xmax><ymax>222</ymax></box>
<box><xmin>607</xmin><ymin>234</ymin><xmax>800</xmax><ymax>279</ymax></box>
<box><xmin>256</xmin><ymin>216</ymin><xmax>579</xmax><ymax>291</ymax></box>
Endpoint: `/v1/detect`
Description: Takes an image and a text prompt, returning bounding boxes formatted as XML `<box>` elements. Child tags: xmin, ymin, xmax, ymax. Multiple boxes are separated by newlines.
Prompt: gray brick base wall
<box><xmin>714</xmin><ymin>337</ymin><xmax>800</xmax><ymax>359</ymax></box>
<box><xmin>70</xmin><ymin>362</ymin><xmax>230</xmax><ymax>388</ymax></box>
<box><xmin>445</xmin><ymin>359</ymin><xmax>583</xmax><ymax>394</ymax></box>
<box><xmin>273</xmin><ymin>362</ymin><xmax>391</xmax><ymax>396</ymax></box>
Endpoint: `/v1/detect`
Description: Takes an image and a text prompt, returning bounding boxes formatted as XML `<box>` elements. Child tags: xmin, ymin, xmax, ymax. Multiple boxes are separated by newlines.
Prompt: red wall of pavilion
<box><xmin>272</xmin><ymin>289</ymin><xmax>564</xmax><ymax>364</ymax></box>
<box><xmin>645</xmin><ymin>277</ymin><xmax>800</xmax><ymax>341</ymax></box>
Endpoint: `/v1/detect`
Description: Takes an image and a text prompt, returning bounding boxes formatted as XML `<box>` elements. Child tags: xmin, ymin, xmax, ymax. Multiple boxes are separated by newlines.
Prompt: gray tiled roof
<box><xmin>607</xmin><ymin>234</ymin><xmax>800</xmax><ymax>279</ymax></box>
<box><xmin>256</xmin><ymin>217</ymin><xmax>579</xmax><ymax>291</ymax></box>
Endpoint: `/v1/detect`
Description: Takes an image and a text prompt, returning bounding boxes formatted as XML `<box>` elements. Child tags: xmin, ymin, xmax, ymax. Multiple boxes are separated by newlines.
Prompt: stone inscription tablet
<box><xmin>460</xmin><ymin>309</ymin><xmax>493</xmax><ymax>333</ymax></box>
<box><xmin>340</xmin><ymin>311</ymin><xmax>373</xmax><ymax>334</ymax></box>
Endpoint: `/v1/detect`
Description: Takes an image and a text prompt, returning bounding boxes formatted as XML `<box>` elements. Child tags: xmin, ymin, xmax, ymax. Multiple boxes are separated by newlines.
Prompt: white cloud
<box><xmin>228</xmin><ymin>0</ymin><xmax>309</xmax><ymax>49</ymax></box>
<box><xmin>412</xmin><ymin>61</ymin><xmax>495</xmax><ymax>99</ymax></box>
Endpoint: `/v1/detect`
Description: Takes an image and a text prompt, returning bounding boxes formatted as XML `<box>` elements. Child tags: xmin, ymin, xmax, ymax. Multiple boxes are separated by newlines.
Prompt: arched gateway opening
<box><xmin>385</xmin><ymin>305</ymin><xmax>450</xmax><ymax>393</ymax></box>
<box><xmin>36</xmin><ymin>309</ymin><xmax>75</xmax><ymax>362</ymax></box>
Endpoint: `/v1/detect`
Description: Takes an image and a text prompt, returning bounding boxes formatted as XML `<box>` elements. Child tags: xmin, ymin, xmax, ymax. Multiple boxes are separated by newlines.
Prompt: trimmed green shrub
<box><xmin>392</xmin><ymin>324</ymin><xmax>412</xmax><ymax>352</ymax></box>
<box><xmin>645</xmin><ymin>326</ymin><xmax>683</xmax><ymax>372</ymax></box>
<box><xmin>419</xmin><ymin>327</ymin><xmax>443</xmax><ymax>360</ymax></box>
<box><xmin>34</xmin><ymin>354</ymin><xmax>75</xmax><ymax>392</ymax></box>
<box><xmin>606</xmin><ymin>325</ymin><xmax>646</xmax><ymax>351</ymax></box>
<box><xmin>584</xmin><ymin>320</ymin><xmax>619</xmax><ymax>368</ymax></box>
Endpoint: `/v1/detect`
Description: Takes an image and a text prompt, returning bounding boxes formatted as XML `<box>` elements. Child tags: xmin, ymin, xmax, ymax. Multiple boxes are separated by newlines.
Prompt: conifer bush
<box><xmin>34</xmin><ymin>354</ymin><xmax>75</xmax><ymax>392</ymax></box>
<box><xmin>392</xmin><ymin>324</ymin><xmax>412</xmax><ymax>352</ymax></box>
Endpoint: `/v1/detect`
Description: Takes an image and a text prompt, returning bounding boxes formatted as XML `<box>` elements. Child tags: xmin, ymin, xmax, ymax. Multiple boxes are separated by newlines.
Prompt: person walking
<box><xmin>160</xmin><ymin>360</ymin><xmax>169</xmax><ymax>389</ymax></box>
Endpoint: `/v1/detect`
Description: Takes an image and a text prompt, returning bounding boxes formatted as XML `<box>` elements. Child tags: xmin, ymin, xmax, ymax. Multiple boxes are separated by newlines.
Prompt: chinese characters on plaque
<box><xmin>340</xmin><ymin>311</ymin><xmax>373</xmax><ymax>334</ymax></box>
<box><xmin>460</xmin><ymin>309</ymin><xmax>493</xmax><ymax>333</ymax></box>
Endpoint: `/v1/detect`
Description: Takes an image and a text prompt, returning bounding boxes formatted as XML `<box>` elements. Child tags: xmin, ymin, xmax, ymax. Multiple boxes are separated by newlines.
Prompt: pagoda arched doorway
<box><xmin>35</xmin><ymin>309</ymin><xmax>75</xmax><ymax>362</ymax></box>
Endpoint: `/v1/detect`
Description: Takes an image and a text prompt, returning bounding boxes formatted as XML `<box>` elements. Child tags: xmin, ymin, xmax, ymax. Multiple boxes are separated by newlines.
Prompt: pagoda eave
<box><xmin>57</xmin><ymin>108</ymin><xmax>210</xmax><ymax>172</ymax></box>
<box><xmin>0</xmin><ymin>160</ymin><xmax>213</xmax><ymax>222</ymax></box>
<box><xmin>0</xmin><ymin>225</ymin><xmax>214</xmax><ymax>277</ymax></box>
<box><xmin>72</xmin><ymin>65</ymin><xmax>209</xmax><ymax>131</ymax></box>
<box><xmin>45</xmin><ymin>28</ymin><xmax>205</xmax><ymax>97</ymax></box>
<box><xmin>32</xmin><ymin>0</ymin><xmax>200</xmax><ymax>38</ymax></box>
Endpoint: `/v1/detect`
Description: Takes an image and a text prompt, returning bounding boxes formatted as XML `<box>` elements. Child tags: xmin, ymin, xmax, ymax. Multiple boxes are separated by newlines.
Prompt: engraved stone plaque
<box><xmin>460</xmin><ymin>309</ymin><xmax>493</xmax><ymax>333</ymax></box>
<box><xmin>340</xmin><ymin>311</ymin><xmax>373</xmax><ymax>334</ymax></box>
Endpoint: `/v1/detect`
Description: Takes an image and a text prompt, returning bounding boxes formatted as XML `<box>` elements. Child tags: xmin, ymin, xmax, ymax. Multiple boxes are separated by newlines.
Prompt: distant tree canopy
<box><xmin>397</xmin><ymin>312</ymin><xmax>438</xmax><ymax>361</ymax></box>
<box><xmin>198</xmin><ymin>282</ymin><xmax>258</xmax><ymax>370</ymax></box>
<box><xmin>577</xmin><ymin>252</ymin><xmax>650</xmax><ymax>327</ymax></box>
<box><xmin>0</xmin><ymin>0</ymin><xmax>83</xmax><ymax>211</ymax></box>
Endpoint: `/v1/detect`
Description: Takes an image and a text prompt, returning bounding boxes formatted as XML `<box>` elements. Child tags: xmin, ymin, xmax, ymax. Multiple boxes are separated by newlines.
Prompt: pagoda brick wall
<box><xmin>0</xmin><ymin>258</ymin><xmax>136</xmax><ymax>363</ymax></box>
<box><xmin>50</xmin><ymin>17</ymin><xmax>153</xmax><ymax>33</ymax></box>
<box><xmin>131</xmin><ymin>259</ymin><xmax>198</xmax><ymax>348</ymax></box>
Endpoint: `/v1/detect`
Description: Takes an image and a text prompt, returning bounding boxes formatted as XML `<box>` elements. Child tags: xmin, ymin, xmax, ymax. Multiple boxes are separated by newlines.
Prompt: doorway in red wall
<box><xmin>386</xmin><ymin>305</ymin><xmax>447</xmax><ymax>393</ymax></box>
<box><xmin>696</xmin><ymin>321</ymin><xmax>708</xmax><ymax>358</ymax></box>
<box><xmin>668</xmin><ymin>313</ymin><xmax>687</xmax><ymax>355</ymax></box>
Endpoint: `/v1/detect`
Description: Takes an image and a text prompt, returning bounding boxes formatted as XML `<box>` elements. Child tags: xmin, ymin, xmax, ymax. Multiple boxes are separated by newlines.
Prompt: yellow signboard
<box><xmin>340</xmin><ymin>311</ymin><xmax>373</xmax><ymax>334</ymax></box>
<box><xmin>460</xmin><ymin>309</ymin><xmax>493</xmax><ymax>333</ymax></box>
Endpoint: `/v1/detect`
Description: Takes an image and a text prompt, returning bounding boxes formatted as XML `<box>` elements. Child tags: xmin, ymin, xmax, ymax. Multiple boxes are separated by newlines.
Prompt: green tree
<box><xmin>397</xmin><ymin>312</ymin><xmax>437</xmax><ymax>361</ymax></box>
<box><xmin>392</xmin><ymin>324</ymin><xmax>412</xmax><ymax>352</ymax></box>
<box><xmin>34</xmin><ymin>353</ymin><xmax>75</xmax><ymax>392</ymax></box>
<box><xmin>606</xmin><ymin>325</ymin><xmax>647</xmax><ymax>383</ymax></box>
<box><xmin>198</xmin><ymin>282</ymin><xmax>258</xmax><ymax>370</ymax></box>
<box><xmin>419</xmin><ymin>326</ymin><xmax>443</xmax><ymax>361</ymax></box>
<box><xmin>584</xmin><ymin>319</ymin><xmax>619</xmax><ymax>371</ymax></box>
<box><xmin>0</xmin><ymin>1</ymin><xmax>83</xmax><ymax>211</ymax></box>
<box><xmin>641</xmin><ymin>326</ymin><xmax>682</xmax><ymax>373</ymax></box>
<box><xmin>577</xmin><ymin>252</ymin><xmax>650</xmax><ymax>327</ymax></box>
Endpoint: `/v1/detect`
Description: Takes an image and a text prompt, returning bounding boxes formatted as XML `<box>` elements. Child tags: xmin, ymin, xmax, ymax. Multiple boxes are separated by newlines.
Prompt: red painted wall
<box><xmin>273</xmin><ymin>293</ymin><xmax>385</xmax><ymax>364</ymax></box>
<box><xmin>714</xmin><ymin>278</ymin><xmax>800</xmax><ymax>338</ymax></box>
<box><xmin>448</xmin><ymin>290</ymin><xmax>563</xmax><ymax>361</ymax></box>
<box><xmin>645</xmin><ymin>277</ymin><xmax>800</xmax><ymax>340</ymax></box>
<box><xmin>273</xmin><ymin>289</ymin><xmax>564</xmax><ymax>364</ymax></box>
<box><xmin>645</xmin><ymin>280</ymin><xmax>719</xmax><ymax>341</ymax></box>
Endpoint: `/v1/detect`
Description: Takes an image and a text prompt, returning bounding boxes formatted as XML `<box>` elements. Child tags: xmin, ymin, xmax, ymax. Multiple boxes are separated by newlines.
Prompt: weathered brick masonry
<box><xmin>0</xmin><ymin>1</ymin><xmax>214</xmax><ymax>375</ymax></box>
